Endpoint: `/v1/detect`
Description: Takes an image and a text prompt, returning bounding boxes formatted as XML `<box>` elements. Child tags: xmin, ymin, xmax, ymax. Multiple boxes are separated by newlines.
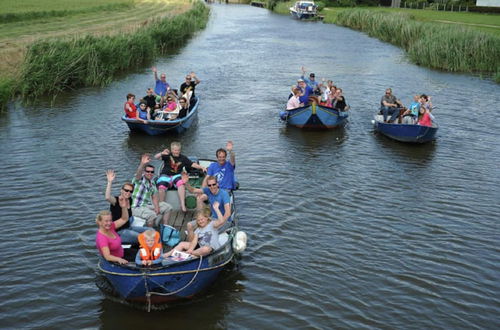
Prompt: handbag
<box><xmin>161</xmin><ymin>225</ymin><xmax>180</xmax><ymax>247</ymax></box>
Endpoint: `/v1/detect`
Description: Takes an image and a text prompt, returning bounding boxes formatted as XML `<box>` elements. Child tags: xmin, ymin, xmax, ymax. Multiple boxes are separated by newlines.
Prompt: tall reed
<box><xmin>19</xmin><ymin>1</ymin><xmax>209</xmax><ymax>99</ymax></box>
<box><xmin>334</xmin><ymin>9</ymin><xmax>500</xmax><ymax>78</ymax></box>
<box><xmin>0</xmin><ymin>78</ymin><xmax>14</xmax><ymax>112</ymax></box>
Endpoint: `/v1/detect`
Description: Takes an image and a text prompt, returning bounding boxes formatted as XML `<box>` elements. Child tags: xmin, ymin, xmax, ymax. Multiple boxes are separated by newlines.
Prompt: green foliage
<box><xmin>0</xmin><ymin>77</ymin><xmax>14</xmax><ymax>112</ymax></box>
<box><xmin>335</xmin><ymin>0</ymin><xmax>357</xmax><ymax>7</ymax></box>
<box><xmin>316</xmin><ymin>1</ymin><xmax>326</xmax><ymax>11</ymax></box>
<box><xmin>18</xmin><ymin>2</ymin><xmax>210</xmax><ymax>98</ymax></box>
<box><xmin>334</xmin><ymin>9</ymin><xmax>500</xmax><ymax>76</ymax></box>
<box><xmin>0</xmin><ymin>3</ymin><xmax>133</xmax><ymax>23</ymax></box>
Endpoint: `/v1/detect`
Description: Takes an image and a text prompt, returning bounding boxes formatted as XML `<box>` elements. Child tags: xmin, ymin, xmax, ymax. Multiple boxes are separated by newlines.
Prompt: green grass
<box><xmin>0</xmin><ymin>0</ymin><xmax>133</xmax><ymax>14</ymax></box>
<box><xmin>332</xmin><ymin>9</ymin><xmax>500</xmax><ymax>77</ymax></box>
<box><xmin>18</xmin><ymin>1</ymin><xmax>210</xmax><ymax>99</ymax></box>
<box><xmin>0</xmin><ymin>0</ymin><xmax>209</xmax><ymax>109</ymax></box>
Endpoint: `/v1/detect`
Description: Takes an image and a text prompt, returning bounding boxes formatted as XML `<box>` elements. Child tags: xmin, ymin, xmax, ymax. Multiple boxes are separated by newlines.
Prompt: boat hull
<box><xmin>373</xmin><ymin>117</ymin><xmax>438</xmax><ymax>143</ymax></box>
<box><xmin>122</xmin><ymin>97</ymin><xmax>200</xmax><ymax>135</ymax></box>
<box><xmin>281</xmin><ymin>103</ymin><xmax>348</xmax><ymax>129</ymax></box>
<box><xmin>97</xmin><ymin>229</ymin><xmax>236</xmax><ymax>303</ymax></box>
<box><xmin>290</xmin><ymin>10</ymin><xmax>316</xmax><ymax>19</ymax></box>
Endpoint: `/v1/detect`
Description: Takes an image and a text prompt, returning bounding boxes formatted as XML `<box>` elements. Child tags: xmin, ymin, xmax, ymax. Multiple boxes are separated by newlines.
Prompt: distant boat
<box><xmin>289</xmin><ymin>1</ymin><xmax>318</xmax><ymax>19</ymax></box>
<box><xmin>122</xmin><ymin>97</ymin><xmax>200</xmax><ymax>135</ymax></box>
<box><xmin>280</xmin><ymin>103</ymin><xmax>348</xmax><ymax>129</ymax></box>
<box><xmin>372</xmin><ymin>114</ymin><xmax>438</xmax><ymax>143</ymax></box>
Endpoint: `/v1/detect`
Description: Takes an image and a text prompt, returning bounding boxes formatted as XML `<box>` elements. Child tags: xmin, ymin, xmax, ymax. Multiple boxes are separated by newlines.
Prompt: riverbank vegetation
<box><xmin>0</xmin><ymin>0</ymin><xmax>209</xmax><ymax>110</ymax></box>
<box><xmin>269</xmin><ymin>1</ymin><xmax>500</xmax><ymax>82</ymax></box>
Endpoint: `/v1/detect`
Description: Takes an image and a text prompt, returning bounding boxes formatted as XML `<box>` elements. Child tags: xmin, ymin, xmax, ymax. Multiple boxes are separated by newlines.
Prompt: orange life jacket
<box><xmin>138</xmin><ymin>231</ymin><xmax>162</xmax><ymax>261</ymax></box>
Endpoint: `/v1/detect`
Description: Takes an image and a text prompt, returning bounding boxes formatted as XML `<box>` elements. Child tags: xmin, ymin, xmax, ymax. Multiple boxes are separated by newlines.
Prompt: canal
<box><xmin>0</xmin><ymin>3</ymin><xmax>499</xmax><ymax>329</ymax></box>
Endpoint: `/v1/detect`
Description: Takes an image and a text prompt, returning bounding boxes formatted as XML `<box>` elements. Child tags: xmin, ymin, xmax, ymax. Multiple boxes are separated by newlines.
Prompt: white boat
<box><xmin>289</xmin><ymin>1</ymin><xmax>318</xmax><ymax>19</ymax></box>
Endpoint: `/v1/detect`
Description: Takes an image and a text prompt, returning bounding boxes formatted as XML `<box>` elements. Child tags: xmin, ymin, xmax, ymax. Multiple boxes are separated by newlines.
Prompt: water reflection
<box><xmin>372</xmin><ymin>131</ymin><xmax>437</xmax><ymax>164</ymax></box>
<box><xmin>98</xmin><ymin>267</ymin><xmax>246</xmax><ymax>329</ymax></box>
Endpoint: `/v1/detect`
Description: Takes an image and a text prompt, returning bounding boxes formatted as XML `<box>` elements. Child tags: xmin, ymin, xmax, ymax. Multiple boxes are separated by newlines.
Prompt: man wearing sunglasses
<box><xmin>131</xmin><ymin>154</ymin><xmax>173</xmax><ymax>228</ymax></box>
<box><xmin>182</xmin><ymin>174</ymin><xmax>232</xmax><ymax>241</ymax></box>
<box><xmin>105</xmin><ymin>169</ymin><xmax>149</xmax><ymax>244</ymax></box>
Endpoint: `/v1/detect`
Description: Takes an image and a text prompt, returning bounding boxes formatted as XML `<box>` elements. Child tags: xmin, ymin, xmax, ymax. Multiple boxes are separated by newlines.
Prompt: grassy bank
<box><xmin>270</xmin><ymin>2</ymin><xmax>500</xmax><ymax>82</ymax></box>
<box><xmin>0</xmin><ymin>0</ymin><xmax>209</xmax><ymax>110</ymax></box>
<box><xmin>331</xmin><ymin>9</ymin><xmax>500</xmax><ymax>80</ymax></box>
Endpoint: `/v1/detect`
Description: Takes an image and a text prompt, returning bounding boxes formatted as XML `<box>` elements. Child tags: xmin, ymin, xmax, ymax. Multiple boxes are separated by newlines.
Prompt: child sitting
<box><xmin>164</xmin><ymin>206</ymin><xmax>227</xmax><ymax>258</ymax></box>
<box><xmin>135</xmin><ymin>229</ymin><xmax>163</xmax><ymax>266</ymax></box>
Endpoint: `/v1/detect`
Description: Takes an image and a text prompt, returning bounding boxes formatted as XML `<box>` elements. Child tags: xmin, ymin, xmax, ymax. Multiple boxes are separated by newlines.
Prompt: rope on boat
<box><xmin>148</xmin><ymin>255</ymin><xmax>203</xmax><ymax>298</ymax></box>
<box><xmin>97</xmin><ymin>256</ymin><xmax>233</xmax><ymax>277</ymax></box>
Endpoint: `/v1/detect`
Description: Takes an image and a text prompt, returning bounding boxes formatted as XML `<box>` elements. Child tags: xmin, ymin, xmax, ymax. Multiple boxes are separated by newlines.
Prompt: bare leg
<box><xmin>177</xmin><ymin>184</ymin><xmax>187</xmax><ymax>212</ymax></box>
<box><xmin>162</xmin><ymin>210</ymin><xmax>171</xmax><ymax>225</ymax></box>
<box><xmin>187</xmin><ymin>222</ymin><xmax>195</xmax><ymax>242</ymax></box>
<box><xmin>191</xmin><ymin>246</ymin><xmax>212</xmax><ymax>257</ymax></box>
<box><xmin>158</xmin><ymin>189</ymin><xmax>166</xmax><ymax>202</ymax></box>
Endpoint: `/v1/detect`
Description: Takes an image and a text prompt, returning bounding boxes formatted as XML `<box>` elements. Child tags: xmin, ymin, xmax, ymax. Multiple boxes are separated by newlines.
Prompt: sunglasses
<box><xmin>122</xmin><ymin>188</ymin><xmax>133</xmax><ymax>193</ymax></box>
<box><xmin>145</xmin><ymin>170</ymin><xmax>154</xmax><ymax>174</ymax></box>
<box><xmin>207</xmin><ymin>183</ymin><xmax>217</xmax><ymax>187</ymax></box>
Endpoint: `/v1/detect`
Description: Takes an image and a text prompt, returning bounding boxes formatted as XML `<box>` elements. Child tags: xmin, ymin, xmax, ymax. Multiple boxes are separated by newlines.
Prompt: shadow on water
<box><xmin>372</xmin><ymin>130</ymin><xmax>437</xmax><ymax>163</ymax></box>
<box><xmin>97</xmin><ymin>266</ymin><xmax>246</xmax><ymax>329</ymax></box>
<box><xmin>123</xmin><ymin>117</ymin><xmax>200</xmax><ymax>153</ymax></box>
<box><xmin>279</xmin><ymin>125</ymin><xmax>348</xmax><ymax>148</ymax></box>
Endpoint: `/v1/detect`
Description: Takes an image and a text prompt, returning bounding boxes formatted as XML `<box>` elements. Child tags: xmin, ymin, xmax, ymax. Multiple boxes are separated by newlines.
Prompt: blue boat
<box><xmin>372</xmin><ymin>114</ymin><xmax>438</xmax><ymax>143</ymax></box>
<box><xmin>96</xmin><ymin>159</ymin><xmax>246</xmax><ymax>307</ymax></box>
<box><xmin>280</xmin><ymin>103</ymin><xmax>348</xmax><ymax>129</ymax></box>
<box><xmin>121</xmin><ymin>97</ymin><xmax>200</xmax><ymax>135</ymax></box>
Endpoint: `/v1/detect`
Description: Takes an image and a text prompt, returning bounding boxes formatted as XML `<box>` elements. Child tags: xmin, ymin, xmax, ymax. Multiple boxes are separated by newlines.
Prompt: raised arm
<box><xmin>114</xmin><ymin>196</ymin><xmax>130</xmax><ymax>230</ymax></box>
<box><xmin>152</xmin><ymin>66</ymin><xmax>159</xmax><ymax>81</ymax></box>
<box><xmin>181</xmin><ymin>172</ymin><xmax>203</xmax><ymax>194</ymax></box>
<box><xmin>135</xmin><ymin>154</ymin><xmax>150</xmax><ymax>180</ymax></box>
<box><xmin>226</xmin><ymin>141</ymin><xmax>235</xmax><ymax>166</ymax></box>
<box><xmin>212</xmin><ymin>201</ymin><xmax>229</xmax><ymax>229</ymax></box>
<box><xmin>191</xmin><ymin>72</ymin><xmax>201</xmax><ymax>85</ymax></box>
<box><xmin>154</xmin><ymin>148</ymin><xmax>169</xmax><ymax>160</ymax></box>
<box><xmin>105</xmin><ymin>169</ymin><xmax>117</xmax><ymax>205</ymax></box>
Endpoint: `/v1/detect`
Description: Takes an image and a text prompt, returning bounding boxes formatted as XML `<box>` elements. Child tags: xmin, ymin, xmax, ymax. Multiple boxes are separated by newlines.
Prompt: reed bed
<box><xmin>18</xmin><ymin>1</ymin><xmax>209</xmax><ymax>99</ymax></box>
<box><xmin>334</xmin><ymin>9</ymin><xmax>500</xmax><ymax>79</ymax></box>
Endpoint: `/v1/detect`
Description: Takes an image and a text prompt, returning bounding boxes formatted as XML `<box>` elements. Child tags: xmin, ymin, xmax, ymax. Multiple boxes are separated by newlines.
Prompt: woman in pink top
<box><xmin>286</xmin><ymin>87</ymin><xmax>303</xmax><ymax>110</ymax></box>
<box><xmin>95</xmin><ymin>196</ymin><xmax>130</xmax><ymax>264</ymax></box>
<box><xmin>417</xmin><ymin>106</ymin><xmax>432</xmax><ymax>127</ymax></box>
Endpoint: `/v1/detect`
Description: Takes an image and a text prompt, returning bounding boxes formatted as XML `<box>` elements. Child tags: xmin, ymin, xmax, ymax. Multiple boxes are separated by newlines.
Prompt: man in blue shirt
<box><xmin>298</xmin><ymin>79</ymin><xmax>313</xmax><ymax>105</ymax></box>
<box><xmin>182</xmin><ymin>174</ymin><xmax>232</xmax><ymax>241</ymax></box>
<box><xmin>204</xmin><ymin>141</ymin><xmax>236</xmax><ymax>191</ymax></box>
<box><xmin>152</xmin><ymin>66</ymin><xmax>170</xmax><ymax>97</ymax></box>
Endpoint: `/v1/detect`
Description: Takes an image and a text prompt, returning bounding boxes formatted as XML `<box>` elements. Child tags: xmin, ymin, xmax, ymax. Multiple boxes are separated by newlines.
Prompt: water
<box><xmin>1</xmin><ymin>4</ymin><xmax>499</xmax><ymax>329</ymax></box>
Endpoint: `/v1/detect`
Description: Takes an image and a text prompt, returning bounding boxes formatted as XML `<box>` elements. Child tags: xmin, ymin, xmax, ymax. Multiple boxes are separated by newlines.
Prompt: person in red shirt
<box><xmin>124</xmin><ymin>93</ymin><xmax>138</xmax><ymax>119</ymax></box>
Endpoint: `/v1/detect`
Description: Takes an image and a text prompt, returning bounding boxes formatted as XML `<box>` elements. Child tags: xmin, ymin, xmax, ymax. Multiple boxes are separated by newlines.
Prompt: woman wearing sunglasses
<box><xmin>105</xmin><ymin>169</ymin><xmax>148</xmax><ymax>244</ymax></box>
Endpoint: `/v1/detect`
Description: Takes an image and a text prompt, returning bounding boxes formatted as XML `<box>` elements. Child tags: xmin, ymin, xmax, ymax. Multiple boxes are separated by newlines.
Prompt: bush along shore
<box><xmin>0</xmin><ymin>1</ymin><xmax>209</xmax><ymax>109</ymax></box>
<box><xmin>328</xmin><ymin>9</ymin><xmax>500</xmax><ymax>82</ymax></box>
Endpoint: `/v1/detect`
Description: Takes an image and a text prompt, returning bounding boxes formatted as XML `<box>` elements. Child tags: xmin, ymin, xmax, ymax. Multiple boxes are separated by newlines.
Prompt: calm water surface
<box><xmin>1</xmin><ymin>4</ymin><xmax>499</xmax><ymax>329</ymax></box>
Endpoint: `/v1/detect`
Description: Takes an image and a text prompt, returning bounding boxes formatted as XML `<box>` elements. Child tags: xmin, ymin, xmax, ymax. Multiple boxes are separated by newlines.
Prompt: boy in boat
<box><xmin>154</xmin><ymin>142</ymin><xmax>207</xmax><ymax>212</ymax></box>
<box><xmin>135</xmin><ymin>229</ymin><xmax>164</xmax><ymax>266</ymax></box>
